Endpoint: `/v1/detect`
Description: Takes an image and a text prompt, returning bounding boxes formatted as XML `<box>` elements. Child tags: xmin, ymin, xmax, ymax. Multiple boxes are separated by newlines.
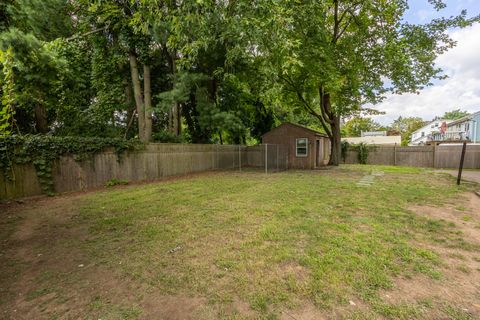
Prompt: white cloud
<box><xmin>372</xmin><ymin>23</ymin><xmax>480</xmax><ymax>125</ymax></box>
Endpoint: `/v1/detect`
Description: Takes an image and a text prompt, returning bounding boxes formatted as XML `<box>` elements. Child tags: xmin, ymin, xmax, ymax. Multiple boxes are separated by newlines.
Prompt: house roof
<box><xmin>342</xmin><ymin>136</ymin><xmax>401</xmax><ymax>145</ymax></box>
<box><xmin>411</xmin><ymin>119</ymin><xmax>453</xmax><ymax>135</ymax></box>
<box><xmin>447</xmin><ymin>111</ymin><xmax>480</xmax><ymax>126</ymax></box>
<box><xmin>263</xmin><ymin>122</ymin><xmax>329</xmax><ymax>138</ymax></box>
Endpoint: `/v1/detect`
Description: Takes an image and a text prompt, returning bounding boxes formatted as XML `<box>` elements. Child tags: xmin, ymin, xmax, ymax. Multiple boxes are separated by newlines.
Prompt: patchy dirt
<box><xmin>383</xmin><ymin>192</ymin><xmax>480</xmax><ymax>318</ymax></box>
<box><xmin>0</xmin><ymin>195</ymin><xmax>220</xmax><ymax>320</ymax></box>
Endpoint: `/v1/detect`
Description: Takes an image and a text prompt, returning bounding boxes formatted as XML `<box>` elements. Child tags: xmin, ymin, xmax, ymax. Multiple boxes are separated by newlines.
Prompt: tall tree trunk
<box><xmin>317</xmin><ymin>87</ymin><xmax>341</xmax><ymax>166</ymax></box>
<box><xmin>128</xmin><ymin>51</ymin><xmax>145</xmax><ymax>141</ymax></box>
<box><xmin>34</xmin><ymin>105</ymin><xmax>48</xmax><ymax>133</ymax></box>
<box><xmin>170</xmin><ymin>102</ymin><xmax>181</xmax><ymax>136</ymax></box>
<box><xmin>176</xmin><ymin>104</ymin><xmax>182</xmax><ymax>135</ymax></box>
<box><xmin>170</xmin><ymin>103</ymin><xmax>178</xmax><ymax>135</ymax></box>
<box><xmin>166</xmin><ymin>50</ymin><xmax>181</xmax><ymax>136</ymax></box>
<box><xmin>124</xmin><ymin>80</ymin><xmax>135</xmax><ymax>138</ymax></box>
<box><xmin>329</xmin><ymin>115</ymin><xmax>341</xmax><ymax>166</ymax></box>
<box><xmin>143</xmin><ymin>65</ymin><xmax>153</xmax><ymax>142</ymax></box>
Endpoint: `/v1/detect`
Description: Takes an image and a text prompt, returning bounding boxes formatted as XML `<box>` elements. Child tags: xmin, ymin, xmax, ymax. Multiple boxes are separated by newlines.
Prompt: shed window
<box><xmin>296</xmin><ymin>138</ymin><xmax>308</xmax><ymax>157</ymax></box>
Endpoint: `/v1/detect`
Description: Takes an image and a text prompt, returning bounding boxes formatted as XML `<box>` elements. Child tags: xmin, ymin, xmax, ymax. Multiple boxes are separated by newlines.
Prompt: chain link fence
<box><xmin>213</xmin><ymin>144</ymin><xmax>288</xmax><ymax>173</ymax></box>
<box><xmin>243</xmin><ymin>144</ymin><xmax>288</xmax><ymax>173</ymax></box>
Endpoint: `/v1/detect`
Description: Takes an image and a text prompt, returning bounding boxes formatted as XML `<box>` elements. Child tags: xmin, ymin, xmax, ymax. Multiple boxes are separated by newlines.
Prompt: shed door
<box><xmin>316</xmin><ymin>139</ymin><xmax>323</xmax><ymax>167</ymax></box>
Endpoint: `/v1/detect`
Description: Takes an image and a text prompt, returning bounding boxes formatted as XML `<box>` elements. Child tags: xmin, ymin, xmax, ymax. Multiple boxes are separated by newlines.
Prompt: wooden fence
<box><xmin>344</xmin><ymin>144</ymin><xmax>480</xmax><ymax>169</ymax></box>
<box><xmin>0</xmin><ymin>144</ymin><xmax>244</xmax><ymax>200</ymax></box>
<box><xmin>0</xmin><ymin>143</ymin><xmax>289</xmax><ymax>200</ymax></box>
<box><xmin>2</xmin><ymin>142</ymin><xmax>478</xmax><ymax>200</ymax></box>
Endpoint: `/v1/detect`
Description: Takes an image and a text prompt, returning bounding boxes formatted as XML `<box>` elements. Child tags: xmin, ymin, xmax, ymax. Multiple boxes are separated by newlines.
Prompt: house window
<box><xmin>296</xmin><ymin>138</ymin><xmax>308</xmax><ymax>157</ymax></box>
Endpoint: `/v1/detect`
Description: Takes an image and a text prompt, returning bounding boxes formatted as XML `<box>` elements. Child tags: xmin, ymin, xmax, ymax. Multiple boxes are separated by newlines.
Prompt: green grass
<box><xmin>67</xmin><ymin>165</ymin><xmax>471</xmax><ymax>318</ymax></box>
<box><xmin>3</xmin><ymin>164</ymin><xmax>477</xmax><ymax>319</ymax></box>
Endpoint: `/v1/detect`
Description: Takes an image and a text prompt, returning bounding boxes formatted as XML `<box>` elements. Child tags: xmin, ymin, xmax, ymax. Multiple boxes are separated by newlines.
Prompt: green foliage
<box><xmin>105</xmin><ymin>178</ymin><xmax>129</xmax><ymax>188</ymax></box>
<box><xmin>152</xmin><ymin>130</ymin><xmax>186</xmax><ymax>143</ymax></box>
<box><xmin>442</xmin><ymin>109</ymin><xmax>470</xmax><ymax>120</ymax></box>
<box><xmin>0</xmin><ymin>27</ymin><xmax>65</xmax><ymax>133</ymax></box>
<box><xmin>7</xmin><ymin>0</ymin><xmax>73</xmax><ymax>41</ymax></box>
<box><xmin>0</xmin><ymin>47</ymin><xmax>15</xmax><ymax>135</ymax></box>
<box><xmin>0</xmin><ymin>135</ymin><xmax>141</xmax><ymax>195</ymax></box>
<box><xmin>340</xmin><ymin>141</ymin><xmax>349</xmax><ymax>163</ymax></box>
<box><xmin>354</xmin><ymin>143</ymin><xmax>370</xmax><ymax>165</ymax></box>
<box><xmin>390</xmin><ymin>116</ymin><xmax>425</xmax><ymax>146</ymax></box>
<box><xmin>0</xmin><ymin>0</ymin><xmax>478</xmax><ymax>146</ymax></box>
<box><xmin>251</xmin><ymin>0</ymin><xmax>478</xmax><ymax>162</ymax></box>
<box><xmin>342</xmin><ymin>117</ymin><xmax>384</xmax><ymax>137</ymax></box>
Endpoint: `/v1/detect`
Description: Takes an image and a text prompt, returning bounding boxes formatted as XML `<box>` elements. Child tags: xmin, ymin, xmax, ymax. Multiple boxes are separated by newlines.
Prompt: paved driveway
<box><xmin>435</xmin><ymin>169</ymin><xmax>480</xmax><ymax>184</ymax></box>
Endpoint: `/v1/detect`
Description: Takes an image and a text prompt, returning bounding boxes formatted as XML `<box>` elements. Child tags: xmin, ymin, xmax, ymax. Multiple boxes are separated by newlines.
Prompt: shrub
<box><xmin>356</xmin><ymin>142</ymin><xmax>369</xmax><ymax>164</ymax></box>
<box><xmin>341</xmin><ymin>141</ymin><xmax>350</xmax><ymax>163</ymax></box>
<box><xmin>105</xmin><ymin>179</ymin><xmax>129</xmax><ymax>187</ymax></box>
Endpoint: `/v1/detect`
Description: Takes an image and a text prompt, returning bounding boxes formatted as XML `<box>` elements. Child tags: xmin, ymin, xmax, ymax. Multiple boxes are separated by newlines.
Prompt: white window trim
<box><xmin>296</xmin><ymin>138</ymin><xmax>308</xmax><ymax>157</ymax></box>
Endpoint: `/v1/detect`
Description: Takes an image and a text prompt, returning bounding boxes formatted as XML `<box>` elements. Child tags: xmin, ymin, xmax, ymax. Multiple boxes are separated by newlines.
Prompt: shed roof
<box><xmin>263</xmin><ymin>122</ymin><xmax>329</xmax><ymax>138</ymax></box>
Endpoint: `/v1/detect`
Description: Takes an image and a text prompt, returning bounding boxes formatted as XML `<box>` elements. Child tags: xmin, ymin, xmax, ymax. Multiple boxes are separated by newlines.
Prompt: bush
<box><xmin>341</xmin><ymin>141</ymin><xmax>350</xmax><ymax>163</ymax></box>
<box><xmin>105</xmin><ymin>178</ymin><xmax>129</xmax><ymax>187</ymax></box>
<box><xmin>356</xmin><ymin>142</ymin><xmax>369</xmax><ymax>164</ymax></box>
<box><xmin>152</xmin><ymin>131</ymin><xmax>185</xmax><ymax>143</ymax></box>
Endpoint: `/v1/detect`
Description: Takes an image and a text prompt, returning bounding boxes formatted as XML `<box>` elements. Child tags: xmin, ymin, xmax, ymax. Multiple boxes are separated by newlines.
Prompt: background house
<box><xmin>361</xmin><ymin>131</ymin><xmax>388</xmax><ymax>137</ymax></box>
<box><xmin>411</xmin><ymin>111</ymin><xmax>480</xmax><ymax>145</ymax></box>
<box><xmin>342</xmin><ymin>135</ymin><xmax>401</xmax><ymax>146</ymax></box>
<box><xmin>432</xmin><ymin>111</ymin><xmax>480</xmax><ymax>144</ymax></box>
<box><xmin>262</xmin><ymin>123</ymin><xmax>330</xmax><ymax>169</ymax></box>
<box><xmin>409</xmin><ymin>119</ymin><xmax>452</xmax><ymax>145</ymax></box>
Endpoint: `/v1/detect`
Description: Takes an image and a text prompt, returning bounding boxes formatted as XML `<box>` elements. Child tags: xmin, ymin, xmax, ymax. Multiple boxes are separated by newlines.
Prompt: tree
<box><xmin>83</xmin><ymin>1</ymin><xmax>156</xmax><ymax>141</ymax></box>
<box><xmin>442</xmin><ymin>109</ymin><xmax>470</xmax><ymax>120</ymax></box>
<box><xmin>0</xmin><ymin>0</ymin><xmax>74</xmax><ymax>134</ymax></box>
<box><xmin>0</xmin><ymin>47</ymin><xmax>16</xmax><ymax>135</ymax></box>
<box><xmin>389</xmin><ymin>116</ymin><xmax>425</xmax><ymax>146</ymax></box>
<box><xmin>342</xmin><ymin>117</ymin><xmax>384</xmax><ymax>137</ymax></box>
<box><xmin>253</xmin><ymin>0</ymin><xmax>478</xmax><ymax>165</ymax></box>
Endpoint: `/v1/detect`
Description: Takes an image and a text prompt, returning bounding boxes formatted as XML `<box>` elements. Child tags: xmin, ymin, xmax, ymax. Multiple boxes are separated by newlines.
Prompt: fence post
<box><xmin>265</xmin><ymin>144</ymin><xmax>268</xmax><ymax>174</ymax></box>
<box><xmin>276</xmin><ymin>144</ymin><xmax>279</xmax><ymax>171</ymax></box>
<box><xmin>239</xmin><ymin>145</ymin><xmax>242</xmax><ymax>172</ymax></box>
<box><xmin>432</xmin><ymin>143</ymin><xmax>436</xmax><ymax>168</ymax></box>
<box><xmin>211</xmin><ymin>145</ymin><xmax>215</xmax><ymax>170</ymax></box>
<box><xmin>457</xmin><ymin>142</ymin><xmax>467</xmax><ymax>185</ymax></box>
<box><xmin>394</xmin><ymin>143</ymin><xmax>397</xmax><ymax>166</ymax></box>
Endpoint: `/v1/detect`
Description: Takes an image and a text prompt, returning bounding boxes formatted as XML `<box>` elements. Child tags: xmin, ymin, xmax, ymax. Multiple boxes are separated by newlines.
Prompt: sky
<box><xmin>371</xmin><ymin>0</ymin><xmax>480</xmax><ymax>125</ymax></box>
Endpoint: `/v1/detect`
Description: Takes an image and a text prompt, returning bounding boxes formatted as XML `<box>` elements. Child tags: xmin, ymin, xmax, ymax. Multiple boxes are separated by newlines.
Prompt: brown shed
<box><xmin>262</xmin><ymin>122</ymin><xmax>331</xmax><ymax>169</ymax></box>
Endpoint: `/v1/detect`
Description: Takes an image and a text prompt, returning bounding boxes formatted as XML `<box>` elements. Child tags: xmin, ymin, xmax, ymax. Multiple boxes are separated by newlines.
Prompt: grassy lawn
<box><xmin>1</xmin><ymin>165</ymin><xmax>480</xmax><ymax>319</ymax></box>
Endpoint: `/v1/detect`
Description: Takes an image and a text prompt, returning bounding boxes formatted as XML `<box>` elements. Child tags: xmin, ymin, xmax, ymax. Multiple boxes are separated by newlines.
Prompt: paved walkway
<box><xmin>434</xmin><ymin>170</ymin><xmax>480</xmax><ymax>184</ymax></box>
<box><xmin>356</xmin><ymin>170</ymin><xmax>384</xmax><ymax>187</ymax></box>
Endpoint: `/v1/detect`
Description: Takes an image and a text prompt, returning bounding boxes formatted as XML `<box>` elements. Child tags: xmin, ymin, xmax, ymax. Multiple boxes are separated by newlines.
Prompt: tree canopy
<box><xmin>442</xmin><ymin>109</ymin><xmax>470</xmax><ymax>120</ymax></box>
<box><xmin>0</xmin><ymin>0</ymin><xmax>477</xmax><ymax>163</ymax></box>
<box><xmin>389</xmin><ymin>116</ymin><xmax>426</xmax><ymax>146</ymax></box>
<box><xmin>342</xmin><ymin>117</ymin><xmax>385</xmax><ymax>137</ymax></box>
